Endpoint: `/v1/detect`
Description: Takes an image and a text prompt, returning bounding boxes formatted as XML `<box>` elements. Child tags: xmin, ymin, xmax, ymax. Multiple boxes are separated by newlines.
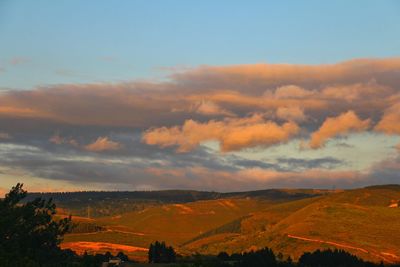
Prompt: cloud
<box><xmin>0</xmin><ymin>132</ymin><xmax>11</xmax><ymax>139</ymax></box>
<box><xmin>9</xmin><ymin>57</ymin><xmax>30</xmax><ymax>66</ymax></box>
<box><xmin>321</xmin><ymin>81</ymin><xmax>394</xmax><ymax>102</ymax></box>
<box><xmin>231</xmin><ymin>158</ymin><xmax>278</xmax><ymax>169</ymax></box>
<box><xmin>396</xmin><ymin>143</ymin><xmax>400</xmax><ymax>152</ymax></box>
<box><xmin>236</xmin><ymin>168</ymin><xmax>362</xmax><ymax>186</ymax></box>
<box><xmin>49</xmin><ymin>134</ymin><xmax>65</xmax><ymax>145</ymax></box>
<box><xmin>0</xmin><ymin>58</ymin><xmax>398</xmax><ymax>129</ymax></box>
<box><xmin>309</xmin><ymin>111</ymin><xmax>370</xmax><ymax>149</ymax></box>
<box><xmin>194</xmin><ymin>100</ymin><xmax>234</xmax><ymax>116</ymax></box>
<box><xmin>84</xmin><ymin>137</ymin><xmax>122</xmax><ymax>152</ymax></box>
<box><xmin>171</xmin><ymin>58</ymin><xmax>400</xmax><ymax>93</ymax></box>
<box><xmin>49</xmin><ymin>133</ymin><xmax>79</xmax><ymax>147</ymax></box>
<box><xmin>0</xmin><ymin>139</ymin><xmax>397</xmax><ymax>192</ymax></box>
<box><xmin>374</xmin><ymin>102</ymin><xmax>400</xmax><ymax>135</ymax></box>
<box><xmin>0</xmin><ymin>57</ymin><xmax>400</xmax><ymax>190</ymax></box>
<box><xmin>276</xmin><ymin>106</ymin><xmax>307</xmax><ymax>122</ymax></box>
<box><xmin>142</xmin><ymin>114</ymin><xmax>299</xmax><ymax>152</ymax></box>
<box><xmin>277</xmin><ymin>157</ymin><xmax>345</xmax><ymax>170</ymax></box>
<box><xmin>274</xmin><ymin>85</ymin><xmax>315</xmax><ymax>99</ymax></box>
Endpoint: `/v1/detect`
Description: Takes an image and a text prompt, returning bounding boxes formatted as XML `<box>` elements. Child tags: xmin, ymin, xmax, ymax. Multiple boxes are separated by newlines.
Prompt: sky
<box><xmin>0</xmin><ymin>1</ymin><xmax>400</xmax><ymax>194</ymax></box>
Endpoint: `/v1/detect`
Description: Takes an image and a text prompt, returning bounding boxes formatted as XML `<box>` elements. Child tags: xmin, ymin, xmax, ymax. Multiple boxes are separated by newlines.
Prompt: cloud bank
<box><xmin>1</xmin><ymin>58</ymin><xmax>400</xmax><ymax>191</ymax></box>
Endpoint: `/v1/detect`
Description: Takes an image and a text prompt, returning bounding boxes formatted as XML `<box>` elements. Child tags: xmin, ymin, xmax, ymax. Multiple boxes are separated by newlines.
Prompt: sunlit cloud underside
<box><xmin>1</xmin><ymin>58</ymin><xmax>400</xmax><ymax>192</ymax></box>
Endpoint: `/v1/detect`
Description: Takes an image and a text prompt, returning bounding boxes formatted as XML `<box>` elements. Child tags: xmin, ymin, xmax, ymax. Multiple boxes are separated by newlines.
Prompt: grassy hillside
<box><xmin>63</xmin><ymin>197</ymin><xmax>274</xmax><ymax>258</ymax></box>
<box><xmin>61</xmin><ymin>190</ymin><xmax>318</xmax><ymax>254</ymax></box>
<box><xmin>183</xmin><ymin>186</ymin><xmax>400</xmax><ymax>263</ymax></box>
<box><xmin>59</xmin><ymin>185</ymin><xmax>400</xmax><ymax>263</ymax></box>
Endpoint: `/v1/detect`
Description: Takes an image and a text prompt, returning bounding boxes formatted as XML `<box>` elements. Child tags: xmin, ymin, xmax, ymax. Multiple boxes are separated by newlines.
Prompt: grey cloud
<box><xmin>231</xmin><ymin>158</ymin><xmax>279</xmax><ymax>170</ymax></box>
<box><xmin>277</xmin><ymin>157</ymin><xmax>346</xmax><ymax>170</ymax></box>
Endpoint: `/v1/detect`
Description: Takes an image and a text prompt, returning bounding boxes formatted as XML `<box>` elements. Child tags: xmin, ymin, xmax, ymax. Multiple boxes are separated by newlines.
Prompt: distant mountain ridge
<box><xmin>26</xmin><ymin>188</ymin><xmax>326</xmax><ymax>217</ymax></box>
<box><xmin>27</xmin><ymin>188</ymin><xmax>328</xmax><ymax>203</ymax></box>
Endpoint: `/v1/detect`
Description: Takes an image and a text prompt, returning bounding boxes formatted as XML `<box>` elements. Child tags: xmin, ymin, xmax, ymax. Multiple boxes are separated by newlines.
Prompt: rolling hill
<box><xmin>183</xmin><ymin>185</ymin><xmax>400</xmax><ymax>263</ymax></box>
<box><xmin>52</xmin><ymin>185</ymin><xmax>400</xmax><ymax>263</ymax></box>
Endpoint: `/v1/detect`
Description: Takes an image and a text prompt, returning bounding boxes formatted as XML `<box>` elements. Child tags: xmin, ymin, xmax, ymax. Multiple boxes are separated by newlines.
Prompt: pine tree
<box><xmin>0</xmin><ymin>183</ymin><xmax>72</xmax><ymax>266</ymax></box>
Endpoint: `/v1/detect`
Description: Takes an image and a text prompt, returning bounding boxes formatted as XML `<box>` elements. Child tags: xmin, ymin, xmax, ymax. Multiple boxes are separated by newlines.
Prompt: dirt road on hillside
<box><xmin>287</xmin><ymin>234</ymin><xmax>398</xmax><ymax>263</ymax></box>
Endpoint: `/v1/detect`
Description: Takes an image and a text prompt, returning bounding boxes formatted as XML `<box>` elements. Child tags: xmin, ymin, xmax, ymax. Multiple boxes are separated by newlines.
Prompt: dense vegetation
<box><xmin>148</xmin><ymin>241</ymin><xmax>176</xmax><ymax>263</ymax></box>
<box><xmin>0</xmin><ymin>183</ymin><xmax>130</xmax><ymax>267</ymax></box>
<box><xmin>172</xmin><ymin>247</ymin><xmax>399</xmax><ymax>267</ymax></box>
<box><xmin>0</xmin><ymin>183</ymin><xmax>73</xmax><ymax>266</ymax></box>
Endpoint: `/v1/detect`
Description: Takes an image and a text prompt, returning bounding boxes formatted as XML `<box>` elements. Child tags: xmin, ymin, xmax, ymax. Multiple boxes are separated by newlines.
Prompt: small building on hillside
<box><xmin>101</xmin><ymin>257</ymin><xmax>123</xmax><ymax>267</ymax></box>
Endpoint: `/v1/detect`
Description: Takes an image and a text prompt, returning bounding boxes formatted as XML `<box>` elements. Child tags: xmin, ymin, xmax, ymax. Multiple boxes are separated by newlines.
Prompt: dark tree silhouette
<box><xmin>148</xmin><ymin>241</ymin><xmax>176</xmax><ymax>263</ymax></box>
<box><xmin>299</xmin><ymin>249</ymin><xmax>367</xmax><ymax>267</ymax></box>
<box><xmin>236</xmin><ymin>247</ymin><xmax>277</xmax><ymax>267</ymax></box>
<box><xmin>0</xmin><ymin>183</ymin><xmax>72</xmax><ymax>266</ymax></box>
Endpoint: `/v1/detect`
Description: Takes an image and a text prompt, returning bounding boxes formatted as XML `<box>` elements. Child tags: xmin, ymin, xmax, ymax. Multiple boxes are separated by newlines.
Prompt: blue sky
<box><xmin>0</xmin><ymin>1</ymin><xmax>400</xmax><ymax>193</ymax></box>
<box><xmin>1</xmin><ymin>1</ymin><xmax>400</xmax><ymax>89</ymax></box>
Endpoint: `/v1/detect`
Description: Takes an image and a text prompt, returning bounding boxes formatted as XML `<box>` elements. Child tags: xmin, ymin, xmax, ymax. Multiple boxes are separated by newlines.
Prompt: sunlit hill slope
<box><xmin>37</xmin><ymin>186</ymin><xmax>400</xmax><ymax>263</ymax></box>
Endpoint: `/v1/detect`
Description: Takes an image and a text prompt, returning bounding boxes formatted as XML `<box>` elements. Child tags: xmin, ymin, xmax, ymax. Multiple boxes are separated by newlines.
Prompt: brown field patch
<box><xmin>61</xmin><ymin>241</ymin><xmax>148</xmax><ymax>255</ymax></box>
<box><xmin>174</xmin><ymin>204</ymin><xmax>194</xmax><ymax>214</ymax></box>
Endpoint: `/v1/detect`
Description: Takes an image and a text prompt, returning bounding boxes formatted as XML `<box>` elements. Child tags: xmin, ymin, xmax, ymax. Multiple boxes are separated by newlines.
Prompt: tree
<box><xmin>0</xmin><ymin>183</ymin><xmax>73</xmax><ymax>266</ymax></box>
<box><xmin>148</xmin><ymin>241</ymin><xmax>176</xmax><ymax>263</ymax></box>
<box><xmin>298</xmin><ymin>249</ymin><xmax>365</xmax><ymax>267</ymax></box>
<box><xmin>236</xmin><ymin>248</ymin><xmax>277</xmax><ymax>267</ymax></box>
<box><xmin>117</xmin><ymin>251</ymin><xmax>129</xmax><ymax>261</ymax></box>
<box><xmin>217</xmin><ymin>251</ymin><xmax>230</xmax><ymax>261</ymax></box>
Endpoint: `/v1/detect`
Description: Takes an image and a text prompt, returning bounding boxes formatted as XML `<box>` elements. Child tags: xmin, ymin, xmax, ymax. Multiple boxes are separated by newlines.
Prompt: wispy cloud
<box><xmin>9</xmin><ymin>57</ymin><xmax>30</xmax><ymax>66</ymax></box>
<box><xmin>0</xmin><ymin>132</ymin><xmax>11</xmax><ymax>140</ymax></box>
<box><xmin>84</xmin><ymin>137</ymin><xmax>122</xmax><ymax>152</ymax></box>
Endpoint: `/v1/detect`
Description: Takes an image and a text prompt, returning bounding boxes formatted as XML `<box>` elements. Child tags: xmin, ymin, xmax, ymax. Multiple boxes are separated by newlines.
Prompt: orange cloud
<box><xmin>374</xmin><ymin>103</ymin><xmax>400</xmax><ymax>135</ymax></box>
<box><xmin>0</xmin><ymin>58</ymin><xmax>398</xmax><ymax>131</ymax></box>
<box><xmin>142</xmin><ymin>114</ymin><xmax>299</xmax><ymax>152</ymax></box>
<box><xmin>309</xmin><ymin>111</ymin><xmax>370</xmax><ymax>149</ymax></box>
<box><xmin>0</xmin><ymin>132</ymin><xmax>11</xmax><ymax>139</ymax></box>
<box><xmin>321</xmin><ymin>81</ymin><xmax>393</xmax><ymax>102</ymax></box>
<box><xmin>84</xmin><ymin>137</ymin><xmax>122</xmax><ymax>152</ymax></box>
<box><xmin>194</xmin><ymin>100</ymin><xmax>234</xmax><ymax>116</ymax></box>
<box><xmin>276</xmin><ymin>106</ymin><xmax>307</xmax><ymax>122</ymax></box>
<box><xmin>238</xmin><ymin>168</ymin><xmax>362</xmax><ymax>184</ymax></box>
<box><xmin>49</xmin><ymin>134</ymin><xmax>64</xmax><ymax>145</ymax></box>
<box><xmin>0</xmin><ymin>106</ymin><xmax>51</xmax><ymax>118</ymax></box>
<box><xmin>274</xmin><ymin>85</ymin><xmax>315</xmax><ymax>99</ymax></box>
<box><xmin>172</xmin><ymin>58</ymin><xmax>400</xmax><ymax>92</ymax></box>
<box><xmin>49</xmin><ymin>133</ymin><xmax>79</xmax><ymax>147</ymax></box>
<box><xmin>143</xmin><ymin>166</ymin><xmax>364</xmax><ymax>190</ymax></box>
<box><xmin>0</xmin><ymin>57</ymin><xmax>399</xmax><ymax>159</ymax></box>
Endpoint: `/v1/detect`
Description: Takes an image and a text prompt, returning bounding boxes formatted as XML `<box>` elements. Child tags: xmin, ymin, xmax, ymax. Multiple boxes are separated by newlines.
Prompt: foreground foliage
<box><xmin>175</xmin><ymin>248</ymin><xmax>399</xmax><ymax>267</ymax></box>
<box><xmin>0</xmin><ymin>183</ymin><xmax>73</xmax><ymax>266</ymax></box>
<box><xmin>0</xmin><ymin>183</ymin><xmax>130</xmax><ymax>267</ymax></box>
